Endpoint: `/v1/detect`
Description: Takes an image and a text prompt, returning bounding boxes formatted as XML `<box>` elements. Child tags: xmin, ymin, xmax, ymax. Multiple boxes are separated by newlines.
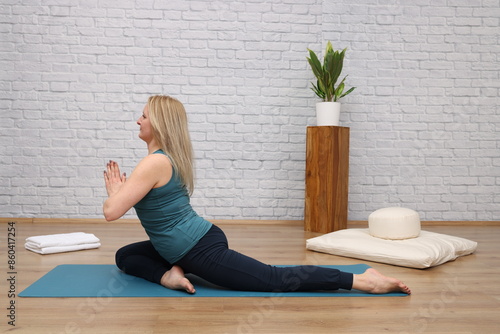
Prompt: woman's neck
<box><xmin>147</xmin><ymin>141</ymin><xmax>161</xmax><ymax>155</ymax></box>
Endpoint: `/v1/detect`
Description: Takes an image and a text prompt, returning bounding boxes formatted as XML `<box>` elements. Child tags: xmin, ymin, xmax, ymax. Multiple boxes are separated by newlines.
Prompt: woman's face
<box><xmin>137</xmin><ymin>104</ymin><xmax>153</xmax><ymax>143</ymax></box>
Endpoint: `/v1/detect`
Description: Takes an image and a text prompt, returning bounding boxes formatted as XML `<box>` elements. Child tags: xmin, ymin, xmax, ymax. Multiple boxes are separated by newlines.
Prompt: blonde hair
<box><xmin>147</xmin><ymin>95</ymin><xmax>194</xmax><ymax>195</ymax></box>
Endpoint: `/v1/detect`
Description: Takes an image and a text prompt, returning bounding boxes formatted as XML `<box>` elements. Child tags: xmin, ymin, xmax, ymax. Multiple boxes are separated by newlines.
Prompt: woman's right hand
<box><xmin>104</xmin><ymin>160</ymin><xmax>127</xmax><ymax>197</ymax></box>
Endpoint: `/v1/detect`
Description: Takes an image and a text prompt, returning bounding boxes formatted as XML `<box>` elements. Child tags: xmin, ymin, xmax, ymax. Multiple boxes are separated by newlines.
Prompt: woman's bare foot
<box><xmin>352</xmin><ymin>268</ymin><xmax>411</xmax><ymax>295</ymax></box>
<box><xmin>160</xmin><ymin>265</ymin><xmax>196</xmax><ymax>294</ymax></box>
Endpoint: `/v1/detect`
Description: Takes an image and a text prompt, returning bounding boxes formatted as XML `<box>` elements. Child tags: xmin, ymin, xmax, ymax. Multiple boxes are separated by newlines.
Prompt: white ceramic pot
<box><xmin>316</xmin><ymin>102</ymin><xmax>341</xmax><ymax>126</ymax></box>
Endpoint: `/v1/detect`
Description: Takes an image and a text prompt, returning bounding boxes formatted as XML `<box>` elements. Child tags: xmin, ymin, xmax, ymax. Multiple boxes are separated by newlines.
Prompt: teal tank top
<box><xmin>133</xmin><ymin>150</ymin><xmax>212</xmax><ymax>263</ymax></box>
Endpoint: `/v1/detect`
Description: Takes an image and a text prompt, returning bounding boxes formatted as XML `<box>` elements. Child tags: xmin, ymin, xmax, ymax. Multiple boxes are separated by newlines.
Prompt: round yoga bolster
<box><xmin>368</xmin><ymin>207</ymin><xmax>421</xmax><ymax>240</ymax></box>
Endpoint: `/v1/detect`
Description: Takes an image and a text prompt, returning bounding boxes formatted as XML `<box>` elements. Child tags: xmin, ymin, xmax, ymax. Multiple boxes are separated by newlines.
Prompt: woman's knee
<box><xmin>114</xmin><ymin>242</ymin><xmax>140</xmax><ymax>269</ymax></box>
<box><xmin>115</xmin><ymin>245</ymin><xmax>128</xmax><ymax>269</ymax></box>
<box><xmin>115</xmin><ymin>240</ymin><xmax>164</xmax><ymax>270</ymax></box>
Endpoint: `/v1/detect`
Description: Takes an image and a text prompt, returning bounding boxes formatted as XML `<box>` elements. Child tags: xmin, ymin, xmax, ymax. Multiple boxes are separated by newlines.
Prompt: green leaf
<box><xmin>311</xmin><ymin>81</ymin><xmax>325</xmax><ymax>100</ymax></box>
<box><xmin>325</xmin><ymin>41</ymin><xmax>333</xmax><ymax>54</ymax></box>
<box><xmin>334</xmin><ymin>82</ymin><xmax>344</xmax><ymax>102</ymax></box>
<box><xmin>330</xmin><ymin>49</ymin><xmax>345</xmax><ymax>89</ymax></box>
<box><xmin>339</xmin><ymin>86</ymin><xmax>356</xmax><ymax>99</ymax></box>
<box><xmin>307</xmin><ymin>50</ymin><xmax>323</xmax><ymax>80</ymax></box>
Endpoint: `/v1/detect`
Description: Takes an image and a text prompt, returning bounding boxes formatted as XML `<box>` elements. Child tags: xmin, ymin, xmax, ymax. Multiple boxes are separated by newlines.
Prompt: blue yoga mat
<box><xmin>19</xmin><ymin>264</ymin><xmax>406</xmax><ymax>297</ymax></box>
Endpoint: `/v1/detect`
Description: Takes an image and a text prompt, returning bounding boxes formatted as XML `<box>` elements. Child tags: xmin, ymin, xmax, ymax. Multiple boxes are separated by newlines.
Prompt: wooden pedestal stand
<box><xmin>304</xmin><ymin>126</ymin><xmax>350</xmax><ymax>233</ymax></box>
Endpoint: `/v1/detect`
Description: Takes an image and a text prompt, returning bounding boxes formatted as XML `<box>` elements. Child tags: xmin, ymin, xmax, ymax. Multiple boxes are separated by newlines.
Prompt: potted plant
<box><xmin>307</xmin><ymin>41</ymin><xmax>356</xmax><ymax>126</ymax></box>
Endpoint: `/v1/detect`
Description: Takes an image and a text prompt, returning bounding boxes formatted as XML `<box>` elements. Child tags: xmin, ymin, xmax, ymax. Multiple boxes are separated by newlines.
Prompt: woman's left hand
<box><xmin>102</xmin><ymin>154</ymin><xmax>170</xmax><ymax>221</ymax></box>
<box><xmin>104</xmin><ymin>160</ymin><xmax>127</xmax><ymax>197</ymax></box>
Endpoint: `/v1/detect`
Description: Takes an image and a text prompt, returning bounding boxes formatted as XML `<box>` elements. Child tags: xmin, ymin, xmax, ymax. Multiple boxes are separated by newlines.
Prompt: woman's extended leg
<box><xmin>176</xmin><ymin>225</ymin><xmax>354</xmax><ymax>292</ymax></box>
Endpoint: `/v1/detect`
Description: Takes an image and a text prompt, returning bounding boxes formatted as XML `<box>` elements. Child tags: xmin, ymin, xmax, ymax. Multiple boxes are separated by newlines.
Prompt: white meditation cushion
<box><xmin>369</xmin><ymin>207</ymin><xmax>421</xmax><ymax>240</ymax></box>
<box><xmin>306</xmin><ymin>228</ymin><xmax>477</xmax><ymax>269</ymax></box>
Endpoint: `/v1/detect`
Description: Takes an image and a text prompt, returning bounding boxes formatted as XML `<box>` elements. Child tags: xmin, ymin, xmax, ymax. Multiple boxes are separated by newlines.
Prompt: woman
<box><xmin>103</xmin><ymin>95</ymin><xmax>411</xmax><ymax>295</ymax></box>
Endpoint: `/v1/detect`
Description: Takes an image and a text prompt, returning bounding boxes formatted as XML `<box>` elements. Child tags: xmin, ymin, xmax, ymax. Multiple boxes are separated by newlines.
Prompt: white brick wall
<box><xmin>1</xmin><ymin>0</ymin><xmax>498</xmax><ymax>221</ymax></box>
<box><xmin>323</xmin><ymin>0</ymin><xmax>500</xmax><ymax>221</ymax></box>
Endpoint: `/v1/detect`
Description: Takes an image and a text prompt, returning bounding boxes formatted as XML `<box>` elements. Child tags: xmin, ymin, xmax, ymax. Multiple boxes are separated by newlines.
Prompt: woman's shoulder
<box><xmin>133</xmin><ymin>152</ymin><xmax>173</xmax><ymax>188</ymax></box>
<box><xmin>140</xmin><ymin>151</ymin><xmax>172</xmax><ymax>168</ymax></box>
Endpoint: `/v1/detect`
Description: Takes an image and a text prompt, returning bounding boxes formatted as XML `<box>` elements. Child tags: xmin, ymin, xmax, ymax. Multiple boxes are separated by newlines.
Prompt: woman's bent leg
<box><xmin>176</xmin><ymin>225</ymin><xmax>353</xmax><ymax>292</ymax></box>
<box><xmin>115</xmin><ymin>240</ymin><xmax>173</xmax><ymax>285</ymax></box>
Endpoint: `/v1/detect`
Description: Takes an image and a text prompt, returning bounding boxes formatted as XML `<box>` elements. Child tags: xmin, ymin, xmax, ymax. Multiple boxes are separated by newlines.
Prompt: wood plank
<box><xmin>304</xmin><ymin>126</ymin><xmax>350</xmax><ymax>233</ymax></box>
<box><xmin>2</xmin><ymin>217</ymin><xmax>499</xmax><ymax>226</ymax></box>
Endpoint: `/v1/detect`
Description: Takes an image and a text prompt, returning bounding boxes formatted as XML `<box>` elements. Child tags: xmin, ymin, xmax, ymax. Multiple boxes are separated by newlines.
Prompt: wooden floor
<box><xmin>1</xmin><ymin>218</ymin><xmax>499</xmax><ymax>334</ymax></box>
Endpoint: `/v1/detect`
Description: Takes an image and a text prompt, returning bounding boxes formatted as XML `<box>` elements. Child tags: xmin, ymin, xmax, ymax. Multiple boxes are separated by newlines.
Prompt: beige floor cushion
<box><xmin>306</xmin><ymin>228</ymin><xmax>477</xmax><ymax>269</ymax></box>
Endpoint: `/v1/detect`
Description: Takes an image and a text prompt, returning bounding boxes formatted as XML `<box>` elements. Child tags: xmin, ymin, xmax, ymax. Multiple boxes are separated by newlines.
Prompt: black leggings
<box><xmin>115</xmin><ymin>225</ymin><xmax>353</xmax><ymax>292</ymax></box>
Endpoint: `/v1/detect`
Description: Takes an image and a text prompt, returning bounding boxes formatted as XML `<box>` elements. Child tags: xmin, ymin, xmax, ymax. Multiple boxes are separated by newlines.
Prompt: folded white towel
<box><xmin>25</xmin><ymin>232</ymin><xmax>100</xmax><ymax>248</ymax></box>
<box><xmin>25</xmin><ymin>232</ymin><xmax>101</xmax><ymax>255</ymax></box>
<box><xmin>25</xmin><ymin>242</ymin><xmax>101</xmax><ymax>255</ymax></box>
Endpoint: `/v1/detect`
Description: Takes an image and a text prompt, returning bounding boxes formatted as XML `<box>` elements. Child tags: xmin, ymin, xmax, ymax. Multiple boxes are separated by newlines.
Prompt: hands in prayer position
<box><xmin>104</xmin><ymin>160</ymin><xmax>126</xmax><ymax>198</ymax></box>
